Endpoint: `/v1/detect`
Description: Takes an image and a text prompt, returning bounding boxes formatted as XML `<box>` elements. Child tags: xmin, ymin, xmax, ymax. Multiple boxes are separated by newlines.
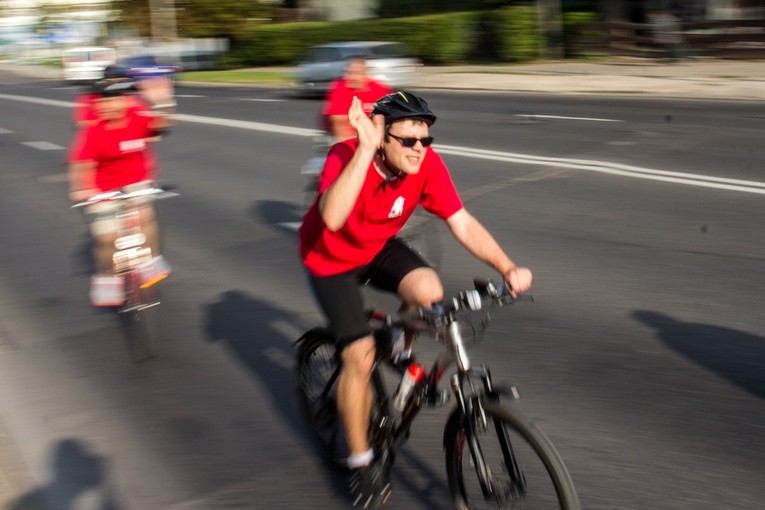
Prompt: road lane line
<box><xmin>174</xmin><ymin>113</ymin><xmax>318</xmax><ymax>137</ymax></box>
<box><xmin>0</xmin><ymin>94</ymin><xmax>71</xmax><ymax>108</ymax></box>
<box><xmin>435</xmin><ymin>144</ymin><xmax>765</xmax><ymax>194</ymax></box>
<box><xmin>21</xmin><ymin>141</ymin><xmax>65</xmax><ymax>151</ymax></box>
<box><xmin>515</xmin><ymin>114</ymin><xmax>624</xmax><ymax>122</ymax></box>
<box><xmin>2</xmin><ymin>92</ymin><xmax>763</xmax><ymax>194</ymax></box>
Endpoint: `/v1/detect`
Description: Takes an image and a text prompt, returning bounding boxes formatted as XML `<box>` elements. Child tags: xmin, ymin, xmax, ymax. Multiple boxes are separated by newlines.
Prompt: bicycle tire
<box><xmin>295</xmin><ymin>329</ymin><xmax>348</xmax><ymax>467</ymax></box>
<box><xmin>119</xmin><ymin>276</ymin><xmax>159</xmax><ymax>363</ymax></box>
<box><xmin>444</xmin><ymin>399</ymin><xmax>580</xmax><ymax>510</ymax></box>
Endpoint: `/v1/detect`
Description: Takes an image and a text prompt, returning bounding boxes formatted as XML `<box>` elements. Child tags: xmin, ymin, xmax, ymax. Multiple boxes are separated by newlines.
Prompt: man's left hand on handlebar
<box><xmin>504</xmin><ymin>267</ymin><xmax>533</xmax><ymax>298</ymax></box>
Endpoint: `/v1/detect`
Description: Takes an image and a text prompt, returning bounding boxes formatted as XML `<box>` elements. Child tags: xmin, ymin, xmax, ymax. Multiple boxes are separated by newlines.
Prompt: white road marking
<box><xmin>21</xmin><ymin>141</ymin><xmax>65</xmax><ymax>151</ymax></box>
<box><xmin>174</xmin><ymin>112</ymin><xmax>318</xmax><ymax>137</ymax></box>
<box><xmin>37</xmin><ymin>173</ymin><xmax>69</xmax><ymax>183</ymax></box>
<box><xmin>240</xmin><ymin>98</ymin><xmax>285</xmax><ymax>102</ymax></box>
<box><xmin>435</xmin><ymin>144</ymin><xmax>765</xmax><ymax>195</ymax></box>
<box><xmin>515</xmin><ymin>114</ymin><xmax>624</xmax><ymax>122</ymax></box>
<box><xmin>0</xmin><ymin>94</ymin><xmax>71</xmax><ymax>108</ymax></box>
<box><xmin>0</xmin><ymin>128</ymin><xmax>13</xmax><ymax>134</ymax></box>
<box><xmin>1</xmin><ymin>91</ymin><xmax>763</xmax><ymax>195</ymax></box>
<box><xmin>276</xmin><ymin>222</ymin><xmax>301</xmax><ymax>232</ymax></box>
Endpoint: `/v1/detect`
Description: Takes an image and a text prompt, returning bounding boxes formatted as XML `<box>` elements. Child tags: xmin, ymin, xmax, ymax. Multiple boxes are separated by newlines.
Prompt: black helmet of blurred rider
<box><xmin>371</xmin><ymin>91</ymin><xmax>437</xmax><ymax>126</ymax></box>
<box><xmin>91</xmin><ymin>77</ymin><xmax>137</xmax><ymax>97</ymax></box>
<box><xmin>102</xmin><ymin>64</ymin><xmax>130</xmax><ymax>80</ymax></box>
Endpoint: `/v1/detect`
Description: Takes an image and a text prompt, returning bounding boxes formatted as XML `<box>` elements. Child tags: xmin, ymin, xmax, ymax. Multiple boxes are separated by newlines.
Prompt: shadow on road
<box><xmin>203</xmin><ymin>290</ymin><xmax>452</xmax><ymax>508</ymax></box>
<box><xmin>633</xmin><ymin>310</ymin><xmax>765</xmax><ymax>399</ymax></box>
<box><xmin>8</xmin><ymin>439</ymin><xmax>121</xmax><ymax>510</ymax></box>
<box><xmin>249</xmin><ymin>199</ymin><xmax>306</xmax><ymax>236</ymax></box>
<box><xmin>204</xmin><ymin>290</ymin><xmax>360</xmax><ymax>503</ymax></box>
<box><xmin>204</xmin><ymin>290</ymin><xmax>306</xmax><ymax>438</ymax></box>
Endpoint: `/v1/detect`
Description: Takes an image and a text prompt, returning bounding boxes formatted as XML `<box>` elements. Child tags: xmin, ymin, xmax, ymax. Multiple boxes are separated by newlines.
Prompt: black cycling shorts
<box><xmin>308</xmin><ymin>238</ymin><xmax>429</xmax><ymax>350</ymax></box>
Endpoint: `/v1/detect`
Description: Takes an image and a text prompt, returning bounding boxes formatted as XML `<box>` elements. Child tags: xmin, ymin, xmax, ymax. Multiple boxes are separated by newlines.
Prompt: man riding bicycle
<box><xmin>68</xmin><ymin>76</ymin><xmax>176</xmax><ymax>306</ymax></box>
<box><xmin>298</xmin><ymin>91</ymin><xmax>532</xmax><ymax>508</ymax></box>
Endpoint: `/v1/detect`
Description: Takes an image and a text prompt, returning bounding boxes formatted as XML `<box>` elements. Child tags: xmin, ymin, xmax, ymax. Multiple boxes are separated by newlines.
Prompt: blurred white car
<box><xmin>61</xmin><ymin>46</ymin><xmax>117</xmax><ymax>84</ymax></box>
<box><xmin>293</xmin><ymin>41</ymin><xmax>421</xmax><ymax>97</ymax></box>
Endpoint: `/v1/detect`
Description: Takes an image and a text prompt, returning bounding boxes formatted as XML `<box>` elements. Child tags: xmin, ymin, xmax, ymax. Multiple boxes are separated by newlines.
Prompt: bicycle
<box><xmin>295</xmin><ymin>278</ymin><xmax>580</xmax><ymax>509</ymax></box>
<box><xmin>73</xmin><ymin>185</ymin><xmax>177</xmax><ymax>363</ymax></box>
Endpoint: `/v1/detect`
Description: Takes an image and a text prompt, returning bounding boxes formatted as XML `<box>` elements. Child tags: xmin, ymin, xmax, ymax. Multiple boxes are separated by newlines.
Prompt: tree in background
<box><xmin>376</xmin><ymin>0</ymin><xmax>532</xmax><ymax>18</ymax></box>
<box><xmin>114</xmin><ymin>0</ymin><xmax>277</xmax><ymax>39</ymax></box>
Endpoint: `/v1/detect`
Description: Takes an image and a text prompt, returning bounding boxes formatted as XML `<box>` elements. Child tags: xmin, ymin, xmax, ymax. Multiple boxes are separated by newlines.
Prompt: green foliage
<box><xmin>495</xmin><ymin>6</ymin><xmax>540</xmax><ymax>62</ymax></box>
<box><xmin>113</xmin><ymin>0</ymin><xmax>278</xmax><ymax>39</ymax></box>
<box><xmin>562</xmin><ymin>11</ymin><xmax>602</xmax><ymax>57</ymax></box>
<box><xmin>125</xmin><ymin>4</ymin><xmax>596</xmax><ymax>68</ymax></box>
<box><xmin>375</xmin><ymin>0</ymin><xmax>530</xmax><ymax>18</ymax></box>
<box><xmin>228</xmin><ymin>11</ymin><xmax>535</xmax><ymax>66</ymax></box>
<box><xmin>466</xmin><ymin>6</ymin><xmax>541</xmax><ymax>63</ymax></box>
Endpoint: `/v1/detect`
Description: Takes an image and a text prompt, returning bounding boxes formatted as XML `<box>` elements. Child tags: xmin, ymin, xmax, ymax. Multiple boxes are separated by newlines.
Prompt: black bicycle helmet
<box><xmin>91</xmin><ymin>77</ymin><xmax>137</xmax><ymax>97</ymax></box>
<box><xmin>371</xmin><ymin>91</ymin><xmax>437</xmax><ymax>126</ymax></box>
<box><xmin>102</xmin><ymin>64</ymin><xmax>130</xmax><ymax>80</ymax></box>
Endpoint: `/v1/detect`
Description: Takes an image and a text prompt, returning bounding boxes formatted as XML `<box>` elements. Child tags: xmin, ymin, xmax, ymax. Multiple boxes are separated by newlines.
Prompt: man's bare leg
<box><xmin>397</xmin><ymin>267</ymin><xmax>444</xmax><ymax>349</ymax></box>
<box><xmin>337</xmin><ymin>336</ymin><xmax>376</xmax><ymax>457</ymax></box>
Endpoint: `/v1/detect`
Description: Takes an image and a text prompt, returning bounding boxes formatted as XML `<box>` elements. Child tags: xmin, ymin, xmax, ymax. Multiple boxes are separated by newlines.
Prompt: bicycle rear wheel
<box><xmin>444</xmin><ymin>399</ymin><xmax>580</xmax><ymax>510</ymax></box>
<box><xmin>295</xmin><ymin>329</ymin><xmax>348</xmax><ymax>466</ymax></box>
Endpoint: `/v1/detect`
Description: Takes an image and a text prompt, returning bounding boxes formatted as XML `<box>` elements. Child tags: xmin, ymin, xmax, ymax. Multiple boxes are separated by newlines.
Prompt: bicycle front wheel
<box><xmin>295</xmin><ymin>329</ymin><xmax>348</xmax><ymax>466</ymax></box>
<box><xmin>119</xmin><ymin>275</ymin><xmax>160</xmax><ymax>363</ymax></box>
<box><xmin>444</xmin><ymin>400</ymin><xmax>580</xmax><ymax>510</ymax></box>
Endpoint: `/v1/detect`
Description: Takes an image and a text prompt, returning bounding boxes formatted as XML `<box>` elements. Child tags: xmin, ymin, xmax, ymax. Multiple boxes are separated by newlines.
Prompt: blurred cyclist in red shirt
<box><xmin>68</xmin><ymin>76</ymin><xmax>175</xmax><ymax>306</ymax></box>
<box><xmin>321</xmin><ymin>57</ymin><xmax>392</xmax><ymax>142</ymax></box>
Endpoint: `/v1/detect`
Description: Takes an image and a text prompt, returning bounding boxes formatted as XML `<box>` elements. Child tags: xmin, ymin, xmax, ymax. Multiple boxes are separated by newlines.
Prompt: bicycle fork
<box><xmin>451</xmin><ymin>367</ymin><xmax>526</xmax><ymax>501</ymax></box>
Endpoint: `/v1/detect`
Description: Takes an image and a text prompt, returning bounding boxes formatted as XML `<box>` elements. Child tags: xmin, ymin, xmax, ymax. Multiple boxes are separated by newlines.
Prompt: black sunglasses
<box><xmin>387</xmin><ymin>133</ymin><xmax>434</xmax><ymax>148</ymax></box>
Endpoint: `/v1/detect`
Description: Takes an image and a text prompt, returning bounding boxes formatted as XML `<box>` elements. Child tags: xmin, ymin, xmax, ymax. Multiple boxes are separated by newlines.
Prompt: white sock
<box><xmin>347</xmin><ymin>448</ymin><xmax>374</xmax><ymax>469</ymax></box>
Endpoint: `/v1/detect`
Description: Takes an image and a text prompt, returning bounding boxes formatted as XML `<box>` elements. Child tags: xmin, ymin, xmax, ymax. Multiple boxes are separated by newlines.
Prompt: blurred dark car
<box><xmin>112</xmin><ymin>55</ymin><xmax>182</xmax><ymax>80</ymax></box>
<box><xmin>292</xmin><ymin>41</ymin><xmax>421</xmax><ymax>97</ymax></box>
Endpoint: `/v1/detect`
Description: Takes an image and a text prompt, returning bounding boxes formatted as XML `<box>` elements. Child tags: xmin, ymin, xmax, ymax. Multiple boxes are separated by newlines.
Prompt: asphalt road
<box><xmin>0</xmin><ymin>76</ymin><xmax>764</xmax><ymax>509</ymax></box>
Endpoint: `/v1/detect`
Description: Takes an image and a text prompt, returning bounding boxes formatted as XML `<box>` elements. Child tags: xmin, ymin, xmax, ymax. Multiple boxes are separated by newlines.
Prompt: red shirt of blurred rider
<box><xmin>321</xmin><ymin>57</ymin><xmax>392</xmax><ymax>140</ymax></box>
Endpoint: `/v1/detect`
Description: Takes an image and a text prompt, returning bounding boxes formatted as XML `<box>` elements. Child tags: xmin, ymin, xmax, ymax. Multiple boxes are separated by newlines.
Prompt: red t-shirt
<box><xmin>320</xmin><ymin>78</ymin><xmax>392</xmax><ymax>131</ymax></box>
<box><xmin>71</xmin><ymin>94</ymin><xmax>157</xmax><ymax>177</ymax></box>
<box><xmin>70</xmin><ymin>109</ymin><xmax>156</xmax><ymax>192</ymax></box>
<box><xmin>299</xmin><ymin>139</ymin><xmax>463</xmax><ymax>276</ymax></box>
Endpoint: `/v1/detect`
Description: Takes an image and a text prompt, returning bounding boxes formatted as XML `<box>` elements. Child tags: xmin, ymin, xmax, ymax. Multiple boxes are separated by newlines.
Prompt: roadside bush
<box><xmin>495</xmin><ymin>6</ymin><xmax>541</xmax><ymax>62</ymax></box>
<box><xmin>563</xmin><ymin>11</ymin><xmax>603</xmax><ymax>57</ymax></box>
<box><xmin>227</xmin><ymin>12</ymin><xmax>479</xmax><ymax>66</ymax></box>
<box><xmin>224</xmin><ymin>8</ymin><xmax>592</xmax><ymax>67</ymax></box>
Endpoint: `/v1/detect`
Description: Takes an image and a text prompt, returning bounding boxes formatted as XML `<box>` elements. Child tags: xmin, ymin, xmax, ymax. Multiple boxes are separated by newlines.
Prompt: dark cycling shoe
<box><xmin>348</xmin><ymin>461</ymin><xmax>392</xmax><ymax>509</ymax></box>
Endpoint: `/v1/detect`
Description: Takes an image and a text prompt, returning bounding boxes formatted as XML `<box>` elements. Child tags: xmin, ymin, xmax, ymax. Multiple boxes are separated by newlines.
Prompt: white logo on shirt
<box><xmin>388</xmin><ymin>196</ymin><xmax>405</xmax><ymax>218</ymax></box>
<box><xmin>120</xmin><ymin>139</ymin><xmax>146</xmax><ymax>153</ymax></box>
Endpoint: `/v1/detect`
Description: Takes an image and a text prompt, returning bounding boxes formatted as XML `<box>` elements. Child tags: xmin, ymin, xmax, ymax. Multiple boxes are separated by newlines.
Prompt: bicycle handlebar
<box><xmin>71</xmin><ymin>186</ymin><xmax>178</xmax><ymax>208</ymax></box>
<box><xmin>372</xmin><ymin>278</ymin><xmax>530</xmax><ymax>331</ymax></box>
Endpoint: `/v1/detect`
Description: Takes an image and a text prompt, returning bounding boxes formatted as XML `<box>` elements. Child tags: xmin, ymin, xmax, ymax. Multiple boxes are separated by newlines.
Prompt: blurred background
<box><xmin>1</xmin><ymin>1</ymin><xmax>764</xmax><ymax>74</ymax></box>
<box><xmin>1</xmin><ymin>2</ymin><xmax>764</xmax><ymax>510</ymax></box>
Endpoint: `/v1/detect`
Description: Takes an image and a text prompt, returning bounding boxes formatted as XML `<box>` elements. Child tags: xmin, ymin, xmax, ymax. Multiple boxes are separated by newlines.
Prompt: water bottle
<box><xmin>393</xmin><ymin>362</ymin><xmax>425</xmax><ymax>411</ymax></box>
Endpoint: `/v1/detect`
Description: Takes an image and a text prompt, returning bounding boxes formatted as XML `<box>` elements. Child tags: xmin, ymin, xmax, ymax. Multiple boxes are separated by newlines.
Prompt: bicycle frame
<box><xmin>113</xmin><ymin>201</ymin><xmax>158</xmax><ymax>312</ymax></box>
<box><xmin>369</xmin><ymin>301</ymin><xmax>527</xmax><ymax>498</ymax></box>
<box><xmin>73</xmin><ymin>187</ymin><xmax>176</xmax><ymax>311</ymax></box>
